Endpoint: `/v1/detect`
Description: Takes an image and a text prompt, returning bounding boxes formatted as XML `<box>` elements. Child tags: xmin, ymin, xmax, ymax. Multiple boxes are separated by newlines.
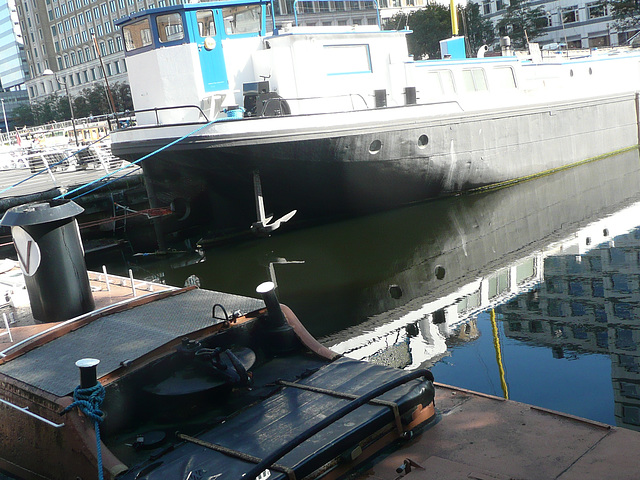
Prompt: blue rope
<box><xmin>0</xmin><ymin>134</ymin><xmax>111</xmax><ymax>196</ymax></box>
<box><xmin>61</xmin><ymin>382</ymin><xmax>106</xmax><ymax>480</ymax></box>
<box><xmin>57</xmin><ymin>119</ymin><xmax>218</xmax><ymax>201</ymax></box>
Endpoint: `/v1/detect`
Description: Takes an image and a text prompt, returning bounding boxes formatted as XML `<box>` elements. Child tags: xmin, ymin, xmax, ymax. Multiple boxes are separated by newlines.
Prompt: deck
<box><xmin>359</xmin><ymin>383</ymin><xmax>640</xmax><ymax>480</ymax></box>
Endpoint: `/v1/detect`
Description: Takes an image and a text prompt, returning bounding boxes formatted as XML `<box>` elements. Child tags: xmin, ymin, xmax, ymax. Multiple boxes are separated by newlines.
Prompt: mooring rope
<box><xmin>58</xmin><ymin>119</ymin><xmax>218</xmax><ymax>201</ymax></box>
<box><xmin>60</xmin><ymin>382</ymin><xmax>106</xmax><ymax>480</ymax></box>
<box><xmin>0</xmin><ymin>134</ymin><xmax>112</xmax><ymax>196</ymax></box>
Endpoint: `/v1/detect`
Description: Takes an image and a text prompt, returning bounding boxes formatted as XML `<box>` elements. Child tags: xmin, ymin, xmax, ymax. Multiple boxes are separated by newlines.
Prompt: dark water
<box><xmin>89</xmin><ymin>148</ymin><xmax>640</xmax><ymax>431</ymax></box>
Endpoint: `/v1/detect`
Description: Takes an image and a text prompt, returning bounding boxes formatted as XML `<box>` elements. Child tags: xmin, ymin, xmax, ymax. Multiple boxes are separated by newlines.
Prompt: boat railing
<box><xmin>0</xmin><ymin>398</ymin><xmax>66</xmax><ymax>428</ymax></box>
<box><xmin>125</xmin><ymin>105</ymin><xmax>210</xmax><ymax>127</ymax></box>
<box><xmin>260</xmin><ymin>93</ymin><xmax>369</xmax><ymax>116</ymax></box>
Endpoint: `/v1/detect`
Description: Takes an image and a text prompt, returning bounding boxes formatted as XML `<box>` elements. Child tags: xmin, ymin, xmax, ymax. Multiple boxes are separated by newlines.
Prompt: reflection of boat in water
<box><xmin>321</xmin><ymin>149</ymin><xmax>640</xmax><ymax>368</ymax></box>
<box><xmin>0</xmin><ymin>201</ymin><xmax>435</xmax><ymax>479</ymax></box>
<box><xmin>146</xmin><ymin>150</ymin><xmax>640</xmax><ymax>369</ymax></box>
<box><xmin>111</xmin><ymin>0</ymin><xmax>640</xmax><ymax>238</ymax></box>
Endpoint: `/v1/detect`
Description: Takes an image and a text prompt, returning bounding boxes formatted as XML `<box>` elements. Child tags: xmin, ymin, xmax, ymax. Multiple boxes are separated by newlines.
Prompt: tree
<box><xmin>607</xmin><ymin>0</ymin><xmax>640</xmax><ymax>31</ymax></box>
<box><xmin>384</xmin><ymin>2</ymin><xmax>497</xmax><ymax>59</ymax></box>
<box><xmin>11</xmin><ymin>104</ymin><xmax>35</xmax><ymax>127</ymax></box>
<box><xmin>496</xmin><ymin>0</ymin><xmax>547</xmax><ymax>49</ymax></box>
<box><xmin>384</xmin><ymin>4</ymin><xmax>452</xmax><ymax>59</ymax></box>
<box><xmin>460</xmin><ymin>2</ymin><xmax>495</xmax><ymax>55</ymax></box>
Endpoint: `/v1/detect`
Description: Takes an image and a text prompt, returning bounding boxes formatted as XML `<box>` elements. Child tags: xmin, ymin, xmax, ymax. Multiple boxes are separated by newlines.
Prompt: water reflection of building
<box><xmin>501</xmin><ymin>219</ymin><xmax>640</xmax><ymax>431</ymax></box>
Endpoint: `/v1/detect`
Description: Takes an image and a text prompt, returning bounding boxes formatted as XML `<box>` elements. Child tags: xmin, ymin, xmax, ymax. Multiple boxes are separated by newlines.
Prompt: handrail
<box><xmin>122</xmin><ymin>105</ymin><xmax>209</xmax><ymax>127</ymax></box>
<box><xmin>0</xmin><ymin>398</ymin><xmax>65</xmax><ymax>428</ymax></box>
<box><xmin>241</xmin><ymin>368</ymin><xmax>434</xmax><ymax>480</ymax></box>
<box><xmin>292</xmin><ymin>0</ymin><xmax>381</xmax><ymax>28</ymax></box>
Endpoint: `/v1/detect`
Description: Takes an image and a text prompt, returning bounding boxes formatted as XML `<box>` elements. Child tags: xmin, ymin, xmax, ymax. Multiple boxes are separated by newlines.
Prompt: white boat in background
<box><xmin>110</xmin><ymin>0</ymin><xmax>640</xmax><ymax>238</ymax></box>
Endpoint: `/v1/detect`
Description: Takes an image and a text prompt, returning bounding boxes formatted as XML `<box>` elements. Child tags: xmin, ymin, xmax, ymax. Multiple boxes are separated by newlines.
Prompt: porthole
<box><xmin>369</xmin><ymin>139</ymin><xmax>382</xmax><ymax>154</ymax></box>
<box><xmin>418</xmin><ymin>134</ymin><xmax>429</xmax><ymax>148</ymax></box>
<box><xmin>389</xmin><ymin>284</ymin><xmax>403</xmax><ymax>299</ymax></box>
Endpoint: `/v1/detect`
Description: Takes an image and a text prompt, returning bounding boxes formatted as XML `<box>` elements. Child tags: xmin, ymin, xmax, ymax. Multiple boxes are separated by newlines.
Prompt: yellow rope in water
<box><xmin>490</xmin><ymin>309</ymin><xmax>509</xmax><ymax>399</ymax></box>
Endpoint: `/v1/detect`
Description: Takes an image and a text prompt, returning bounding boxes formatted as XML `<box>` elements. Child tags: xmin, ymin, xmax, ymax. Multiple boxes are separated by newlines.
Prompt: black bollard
<box><xmin>255</xmin><ymin>282</ymin><xmax>298</xmax><ymax>354</ymax></box>
<box><xmin>76</xmin><ymin>358</ymin><xmax>100</xmax><ymax>389</ymax></box>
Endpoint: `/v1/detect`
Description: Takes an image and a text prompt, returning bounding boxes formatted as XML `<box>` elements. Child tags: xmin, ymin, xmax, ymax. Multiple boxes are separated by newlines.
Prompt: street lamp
<box><xmin>0</xmin><ymin>99</ymin><xmax>8</xmax><ymax>142</ymax></box>
<box><xmin>43</xmin><ymin>69</ymin><xmax>79</xmax><ymax>146</ymax></box>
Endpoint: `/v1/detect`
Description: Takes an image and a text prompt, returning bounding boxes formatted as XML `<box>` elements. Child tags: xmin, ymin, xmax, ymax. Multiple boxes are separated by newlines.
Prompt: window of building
<box><xmin>78</xmin><ymin>49</ymin><xmax>84</xmax><ymax>61</ymax></box>
<box><xmin>71</xmin><ymin>16</ymin><xmax>77</xmax><ymax>27</ymax></box>
<box><xmin>106</xmin><ymin>62</ymin><xmax>112</xmax><ymax>75</ymax></box>
<box><xmin>61</xmin><ymin>3</ymin><xmax>67</xmax><ymax>14</ymax></box>
<box><xmin>587</xmin><ymin>2</ymin><xmax>606</xmax><ymax>19</ymax></box>
<box><xmin>101</xmin><ymin>3</ymin><xmax>108</xmax><ymax>15</ymax></box>
<box><xmin>61</xmin><ymin>37</ymin><xmax>67</xmax><ymax>48</ymax></box>
<box><xmin>110</xmin><ymin>0</ymin><xmax>116</xmax><ymax>11</ymax></box>
<box><xmin>75</xmin><ymin>33</ymin><xmax>80</xmax><ymax>43</ymax></box>
<box><xmin>64</xmin><ymin>19</ymin><xmax>70</xmax><ymax>30</ymax></box>
<box><xmin>49</xmin><ymin>9</ymin><xmax>54</xmax><ymax>20</ymax></box>
<box><xmin>51</xmin><ymin>25</ymin><xmax>57</xmax><ymax>35</ymax></box>
<box><xmin>82</xmin><ymin>30</ymin><xmax>88</xmax><ymax>41</ymax></box>
<box><xmin>99</xmin><ymin>40</ymin><xmax>106</xmax><ymax>55</ymax></box>
<box><xmin>57</xmin><ymin>57</ymin><xmax>63</xmax><ymax>69</ymax></box>
<box><xmin>114</xmin><ymin>60</ymin><xmax>120</xmax><ymax>73</ymax></box>
<box><xmin>93</xmin><ymin>6</ymin><xmax>100</xmax><ymax>18</ymax></box>
<box><xmin>119</xmin><ymin>0</ymin><xmax>124</xmax><ymax>7</ymax></box>
<box><xmin>64</xmin><ymin>54</ymin><xmax>69</xmax><ymax>67</ymax></box>
<box><xmin>562</xmin><ymin>6</ymin><xmax>579</xmax><ymax>23</ymax></box>
<box><xmin>84</xmin><ymin>70</ymin><xmax>89</xmax><ymax>82</ymax></box>
<box><xmin>68</xmin><ymin>1</ymin><xmax>74</xmax><ymax>11</ymax></box>
<box><xmin>105</xmin><ymin>21</ymin><xmax>112</xmax><ymax>33</ymax></box>
<box><xmin>55</xmin><ymin>6</ymin><xmax>60</xmax><ymax>17</ymax></box>
<box><xmin>85</xmin><ymin>46</ymin><xmax>91</xmax><ymax>59</ymax></box>
<box><xmin>68</xmin><ymin>35</ymin><xmax>74</xmax><ymax>46</ymax></box>
<box><xmin>482</xmin><ymin>0</ymin><xmax>490</xmax><ymax>14</ymax></box>
<box><xmin>115</xmin><ymin>34</ymin><xmax>123</xmax><ymax>50</ymax></box>
<box><xmin>97</xmin><ymin>24</ymin><xmax>103</xmax><ymax>35</ymax></box>
<box><xmin>70</xmin><ymin>51</ymin><xmax>77</xmax><ymax>64</ymax></box>
<box><xmin>108</xmin><ymin>37</ymin><xmax>115</xmax><ymax>52</ymax></box>
<box><xmin>79</xmin><ymin>12</ymin><xmax>84</xmax><ymax>24</ymax></box>
<box><xmin>54</xmin><ymin>40</ymin><xmax>60</xmax><ymax>51</ymax></box>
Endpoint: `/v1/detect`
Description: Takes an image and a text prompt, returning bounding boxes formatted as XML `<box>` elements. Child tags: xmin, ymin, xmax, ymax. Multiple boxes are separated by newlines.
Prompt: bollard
<box><xmin>256</xmin><ymin>281</ymin><xmax>298</xmax><ymax>354</ymax></box>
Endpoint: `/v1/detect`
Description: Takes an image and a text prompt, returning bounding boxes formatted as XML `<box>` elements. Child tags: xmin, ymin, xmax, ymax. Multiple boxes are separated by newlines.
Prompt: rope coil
<box><xmin>61</xmin><ymin>382</ymin><xmax>106</xmax><ymax>480</ymax></box>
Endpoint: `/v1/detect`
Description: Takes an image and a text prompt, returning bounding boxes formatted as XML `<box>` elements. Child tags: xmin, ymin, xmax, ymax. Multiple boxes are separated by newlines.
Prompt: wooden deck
<box><xmin>358</xmin><ymin>383</ymin><xmax>640</xmax><ymax>480</ymax></box>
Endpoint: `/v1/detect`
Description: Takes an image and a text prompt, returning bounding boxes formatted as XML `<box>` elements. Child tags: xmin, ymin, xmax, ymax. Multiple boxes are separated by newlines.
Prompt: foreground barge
<box><xmin>0</xmin><ymin>255</ymin><xmax>435</xmax><ymax>479</ymax></box>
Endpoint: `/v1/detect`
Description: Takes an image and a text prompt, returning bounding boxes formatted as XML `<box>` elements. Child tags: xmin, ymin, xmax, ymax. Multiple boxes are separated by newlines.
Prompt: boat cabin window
<box><xmin>197</xmin><ymin>9</ymin><xmax>216</xmax><ymax>37</ymax></box>
<box><xmin>492</xmin><ymin>66</ymin><xmax>517</xmax><ymax>89</ymax></box>
<box><xmin>222</xmin><ymin>5</ymin><xmax>261</xmax><ymax>35</ymax></box>
<box><xmin>156</xmin><ymin>13</ymin><xmax>184</xmax><ymax>43</ymax></box>
<box><xmin>422</xmin><ymin>70</ymin><xmax>456</xmax><ymax>95</ymax></box>
<box><xmin>123</xmin><ymin>18</ymin><xmax>153</xmax><ymax>51</ymax></box>
<box><xmin>462</xmin><ymin>68</ymin><xmax>488</xmax><ymax>92</ymax></box>
<box><xmin>324</xmin><ymin>44</ymin><xmax>372</xmax><ymax>75</ymax></box>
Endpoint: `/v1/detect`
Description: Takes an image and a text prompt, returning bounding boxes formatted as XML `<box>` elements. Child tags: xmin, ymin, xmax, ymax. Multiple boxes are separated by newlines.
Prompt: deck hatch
<box><xmin>0</xmin><ymin>289</ymin><xmax>264</xmax><ymax>396</ymax></box>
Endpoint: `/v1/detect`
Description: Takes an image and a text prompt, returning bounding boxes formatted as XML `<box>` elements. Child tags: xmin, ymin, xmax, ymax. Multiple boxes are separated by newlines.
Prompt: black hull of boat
<box><xmin>112</xmin><ymin>93</ymin><xmax>640</xmax><ymax>238</ymax></box>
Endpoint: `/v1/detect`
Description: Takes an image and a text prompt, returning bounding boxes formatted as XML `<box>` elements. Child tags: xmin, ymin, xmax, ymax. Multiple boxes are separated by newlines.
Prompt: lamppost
<box><xmin>43</xmin><ymin>69</ymin><xmax>79</xmax><ymax>146</ymax></box>
<box><xmin>0</xmin><ymin>99</ymin><xmax>8</xmax><ymax>142</ymax></box>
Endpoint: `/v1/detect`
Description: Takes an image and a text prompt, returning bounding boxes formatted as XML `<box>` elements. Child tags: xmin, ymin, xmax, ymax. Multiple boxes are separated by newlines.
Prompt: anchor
<box><xmin>250</xmin><ymin>170</ymin><xmax>296</xmax><ymax>235</ymax></box>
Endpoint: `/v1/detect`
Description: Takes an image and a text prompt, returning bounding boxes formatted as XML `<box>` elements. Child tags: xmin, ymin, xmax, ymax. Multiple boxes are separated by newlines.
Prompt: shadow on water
<box><xmin>92</xmin><ymin>149</ymin><xmax>640</xmax><ymax>430</ymax></box>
